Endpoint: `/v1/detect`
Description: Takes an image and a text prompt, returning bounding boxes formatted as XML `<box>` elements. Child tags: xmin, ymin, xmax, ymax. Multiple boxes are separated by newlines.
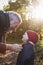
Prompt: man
<box><xmin>0</xmin><ymin>11</ymin><xmax>22</xmax><ymax>54</ymax></box>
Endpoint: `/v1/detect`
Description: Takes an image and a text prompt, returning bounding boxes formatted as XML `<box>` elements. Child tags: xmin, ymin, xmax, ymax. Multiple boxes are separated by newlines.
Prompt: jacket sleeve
<box><xmin>0</xmin><ymin>44</ymin><xmax>6</xmax><ymax>54</ymax></box>
<box><xmin>24</xmin><ymin>58</ymin><xmax>30</xmax><ymax>65</ymax></box>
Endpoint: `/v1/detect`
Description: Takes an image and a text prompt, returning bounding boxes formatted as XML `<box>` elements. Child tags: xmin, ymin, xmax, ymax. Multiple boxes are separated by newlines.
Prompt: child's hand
<box><xmin>11</xmin><ymin>44</ymin><xmax>22</xmax><ymax>52</ymax></box>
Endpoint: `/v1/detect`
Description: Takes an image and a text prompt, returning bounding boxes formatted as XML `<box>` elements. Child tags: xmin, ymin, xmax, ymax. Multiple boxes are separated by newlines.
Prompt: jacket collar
<box><xmin>29</xmin><ymin>41</ymin><xmax>34</xmax><ymax>46</ymax></box>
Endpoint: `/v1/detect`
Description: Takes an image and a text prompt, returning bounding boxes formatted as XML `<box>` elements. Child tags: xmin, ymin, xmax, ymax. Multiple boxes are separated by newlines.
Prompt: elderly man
<box><xmin>0</xmin><ymin>11</ymin><xmax>22</xmax><ymax>54</ymax></box>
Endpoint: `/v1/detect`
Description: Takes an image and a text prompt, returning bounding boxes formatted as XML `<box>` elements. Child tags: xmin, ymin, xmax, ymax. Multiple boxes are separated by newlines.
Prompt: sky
<box><xmin>0</xmin><ymin>0</ymin><xmax>9</xmax><ymax>10</ymax></box>
<box><xmin>0</xmin><ymin>0</ymin><xmax>16</xmax><ymax>10</ymax></box>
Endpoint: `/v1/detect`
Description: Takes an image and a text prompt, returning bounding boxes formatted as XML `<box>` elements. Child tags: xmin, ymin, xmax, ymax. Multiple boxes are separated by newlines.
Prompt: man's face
<box><xmin>10</xmin><ymin>20</ymin><xmax>20</xmax><ymax>32</ymax></box>
<box><xmin>8</xmin><ymin>11</ymin><xmax>22</xmax><ymax>32</ymax></box>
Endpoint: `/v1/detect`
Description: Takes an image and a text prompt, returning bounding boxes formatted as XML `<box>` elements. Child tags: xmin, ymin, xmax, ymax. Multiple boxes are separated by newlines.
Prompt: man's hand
<box><xmin>11</xmin><ymin>44</ymin><xmax>22</xmax><ymax>52</ymax></box>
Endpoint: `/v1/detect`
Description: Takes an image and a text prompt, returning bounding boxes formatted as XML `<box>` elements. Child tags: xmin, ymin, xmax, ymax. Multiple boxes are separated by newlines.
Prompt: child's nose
<box><xmin>23</xmin><ymin>35</ymin><xmax>24</xmax><ymax>38</ymax></box>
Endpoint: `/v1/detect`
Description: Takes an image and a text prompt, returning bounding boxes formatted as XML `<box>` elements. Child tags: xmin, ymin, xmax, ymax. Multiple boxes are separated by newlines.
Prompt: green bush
<box><xmin>34</xmin><ymin>40</ymin><xmax>43</xmax><ymax>65</ymax></box>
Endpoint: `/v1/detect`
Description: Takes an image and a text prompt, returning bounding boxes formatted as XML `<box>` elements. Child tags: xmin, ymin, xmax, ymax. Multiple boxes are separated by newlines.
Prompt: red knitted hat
<box><xmin>27</xmin><ymin>30</ymin><xmax>38</xmax><ymax>43</ymax></box>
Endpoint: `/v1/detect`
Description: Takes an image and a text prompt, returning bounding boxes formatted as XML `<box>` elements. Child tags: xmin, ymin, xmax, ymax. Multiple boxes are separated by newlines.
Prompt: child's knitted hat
<box><xmin>25</xmin><ymin>30</ymin><xmax>38</xmax><ymax>43</ymax></box>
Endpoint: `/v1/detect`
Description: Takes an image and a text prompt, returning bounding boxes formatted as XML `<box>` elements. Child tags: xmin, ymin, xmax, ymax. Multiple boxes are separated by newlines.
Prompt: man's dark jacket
<box><xmin>16</xmin><ymin>43</ymin><xmax>34</xmax><ymax>65</ymax></box>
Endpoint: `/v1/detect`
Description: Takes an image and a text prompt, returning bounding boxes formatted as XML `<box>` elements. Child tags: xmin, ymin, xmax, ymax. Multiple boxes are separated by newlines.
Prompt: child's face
<box><xmin>22</xmin><ymin>32</ymin><xmax>28</xmax><ymax>44</ymax></box>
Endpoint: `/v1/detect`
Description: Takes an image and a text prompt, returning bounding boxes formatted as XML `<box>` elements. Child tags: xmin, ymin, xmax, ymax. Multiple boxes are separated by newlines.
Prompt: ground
<box><xmin>0</xmin><ymin>50</ymin><xmax>18</xmax><ymax>65</ymax></box>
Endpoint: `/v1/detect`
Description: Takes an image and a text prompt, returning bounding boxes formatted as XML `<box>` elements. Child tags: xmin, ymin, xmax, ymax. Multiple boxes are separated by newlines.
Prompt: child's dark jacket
<box><xmin>16</xmin><ymin>42</ymin><xmax>34</xmax><ymax>65</ymax></box>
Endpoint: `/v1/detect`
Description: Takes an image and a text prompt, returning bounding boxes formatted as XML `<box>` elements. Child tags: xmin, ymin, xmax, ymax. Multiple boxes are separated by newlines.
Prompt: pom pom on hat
<box><xmin>26</xmin><ymin>30</ymin><xmax>38</xmax><ymax>43</ymax></box>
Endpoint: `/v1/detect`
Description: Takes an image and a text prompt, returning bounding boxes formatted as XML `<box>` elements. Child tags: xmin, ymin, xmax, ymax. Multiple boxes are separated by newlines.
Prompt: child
<box><xmin>16</xmin><ymin>30</ymin><xmax>38</xmax><ymax>65</ymax></box>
